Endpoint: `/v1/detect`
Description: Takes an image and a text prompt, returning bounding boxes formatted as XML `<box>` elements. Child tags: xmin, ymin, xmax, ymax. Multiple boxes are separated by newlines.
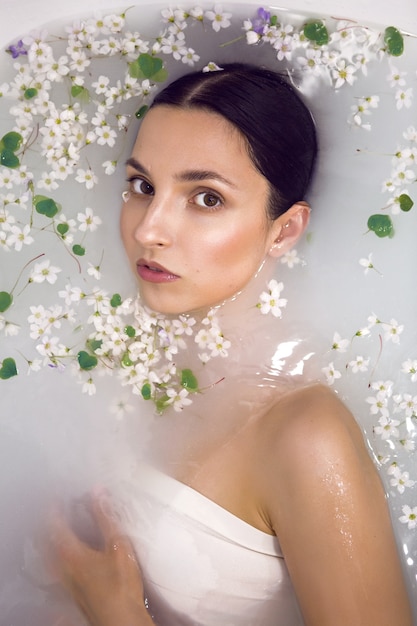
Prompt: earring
<box><xmin>122</xmin><ymin>190</ymin><xmax>130</xmax><ymax>203</ymax></box>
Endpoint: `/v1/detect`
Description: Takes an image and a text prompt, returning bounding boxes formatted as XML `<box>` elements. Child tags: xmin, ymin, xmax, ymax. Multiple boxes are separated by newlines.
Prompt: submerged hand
<box><xmin>43</xmin><ymin>493</ymin><xmax>153</xmax><ymax>626</ymax></box>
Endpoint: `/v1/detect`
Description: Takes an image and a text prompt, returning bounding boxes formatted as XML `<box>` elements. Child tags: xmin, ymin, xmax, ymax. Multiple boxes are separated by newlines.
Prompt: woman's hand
<box><xmin>43</xmin><ymin>493</ymin><xmax>154</xmax><ymax>626</ymax></box>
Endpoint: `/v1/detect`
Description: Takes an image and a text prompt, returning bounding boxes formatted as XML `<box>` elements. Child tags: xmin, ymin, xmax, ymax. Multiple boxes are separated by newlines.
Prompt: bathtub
<box><xmin>0</xmin><ymin>0</ymin><xmax>416</xmax><ymax>623</ymax></box>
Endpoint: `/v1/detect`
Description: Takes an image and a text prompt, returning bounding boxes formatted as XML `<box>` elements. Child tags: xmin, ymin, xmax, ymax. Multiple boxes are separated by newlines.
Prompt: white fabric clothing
<box><xmin>118</xmin><ymin>463</ymin><xmax>305</xmax><ymax>626</ymax></box>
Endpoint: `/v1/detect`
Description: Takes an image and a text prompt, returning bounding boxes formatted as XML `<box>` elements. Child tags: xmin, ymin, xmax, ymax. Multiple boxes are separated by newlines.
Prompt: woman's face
<box><xmin>121</xmin><ymin>106</ymin><xmax>281</xmax><ymax>315</ymax></box>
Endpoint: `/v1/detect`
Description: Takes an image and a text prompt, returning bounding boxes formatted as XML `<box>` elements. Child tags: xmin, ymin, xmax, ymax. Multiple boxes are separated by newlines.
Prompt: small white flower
<box><xmin>75</xmin><ymin>167</ymin><xmax>98</xmax><ymax>189</ymax></box>
<box><xmin>401</xmin><ymin>359</ymin><xmax>417</xmax><ymax>382</ymax></box>
<box><xmin>331</xmin><ymin>332</ymin><xmax>349</xmax><ymax>353</ymax></box>
<box><xmin>205</xmin><ymin>5</ymin><xmax>232</xmax><ymax>32</ymax></box>
<box><xmin>399</xmin><ymin>437</ymin><xmax>415</xmax><ymax>452</ymax></box>
<box><xmin>399</xmin><ymin>505</ymin><xmax>417</xmax><ymax>529</ymax></box>
<box><xmin>87</xmin><ymin>263</ymin><xmax>102</xmax><ymax>280</ymax></box>
<box><xmin>195</xmin><ymin>328</ymin><xmax>212</xmax><ymax>350</ymax></box>
<box><xmin>95</xmin><ymin>124</ymin><xmax>117</xmax><ymax>146</ymax></box>
<box><xmin>6</xmin><ymin>224</ymin><xmax>34</xmax><ymax>251</ymax></box>
<box><xmin>30</xmin><ymin>260</ymin><xmax>61</xmax><ymax>284</ymax></box>
<box><xmin>92</xmin><ymin>74</ymin><xmax>110</xmax><ymax>94</ymax></box>
<box><xmin>27</xmin><ymin>359</ymin><xmax>42</xmax><ymax>373</ymax></box>
<box><xmin>395</xmin><ymin>87</ymin><xmax>413</xmax><ymax>110</ymax></box>
<box><xmin>392</xmin><ymin>162</ymin><xmax>414</xmax><ymax>186</ymax></box>
<box><xmin>257</xmin><ymin>279</ymin><xmax>287</xmax><ymax>317</ymax></box>
<box><xmin>4</xmin><ymin>322</ymin><xmax>20</xmax><ymax>336</ymax></box>
<box><xmin>202</xmin><ymin>62</ymin><xmax>224</xmax><ymax>73</ymax></box>
<box><xmin>332</xmin><ymin>59</ymin><xmax>357</xmax><ymax>88</ymax></box>
<box><xmin>280</xmin><ymin>249</ymin><xmax>301</xmax><ymax>268</ymax></box>
<box><xmin>102</xmin><ymin>160</ymin><xmax>117</xmax><ymax>175</ymax></box>
<box><xmin>82</xmin><ymin>377</ymin><xmax>97</xmax><ymax>395</ymax></box>
<box><xmin>353</xmin><ymin>327</ymin><xmax>370</xmax><ymax>338</ymax></box>
<box><xmin>322</xmin><ymin>362</ymin><xmax>341</xmax><ymax>385</ymax></box>
<box><xmin>403</xmin><ymin>126</ymin><xmax>417</xmax><ymax>142</ymax></box>
<box><xmin>387</xmin><ymin>68</ymin><xmax>407</xmax><ymax>88</ymax></box>
<box><xmin>390</xmin><ymin>467</ymin><xmax>415</xmax><ymax>494</ymax></box>
<box><xmin>246</xmin><ymin>29</ymin><xmax>261</xmax><ymax>45</ymax></box>
<box><xmin>165</xmin><ymin>387</ymin><xmax>192</xmax><ymax>411</ymax></box>
<box><xmin>110</xmin><ymin>398</ymin><xmax>134</xmax><ymax>420</ymax></box>
<box><xmin>374</xmin><ymin>415</ymin><xmax>400</xmax><ymax>440</ymax></box>
<box><xmin>58</xmin><ymin>284</ymin><xmax>85</xmax><ymax>305</ymax></box>
<box><xmin>359</xmin><ymin>253</ymin><xmax>377</xmax><ymax>274</ymax></box>
<box><xmin>397</xmin><ymin>394</ymin><xmax>417</xmax><ymax>418</ymax></box>
<box><xmin>370</xmin><ymin>380</ymin><xmax>393</xmax><ymax>398</ymax></box>
<box><xmin>382</xmin><ymin>318</ymin><xmax>404</xmax><ymax>344</ymax></box>
<box><xmin>366</xmin><ymin>392</ymin><xmax>389</xmax><ymax>416</ymax></box>
<box><xmin>77</xmin><ymin>207</ymin><xmax>102</xmax><ymax>232</ymax></box>
<box><xmin>348</xmin><ymin>355</ymin><xmax>369</xmax><ymax>373</ymax></box>
<box><xmin>208</xmin><ymin>331</ymin><xmax>231</xmax><ymax>358</ymax></box>
<box><xmin>37</xmin><ymin>170</ymin><xmax>59</xmax><ymax>191</ymax></box>
<box><xmin>297</xmin><ymin>48</ymin><xmax>324</xmax><ymax>77</ymax></box>
<box><xmin>180</xmin><ymin>47</ymin><xmax>200</xmax><ymax>66</ymax></box>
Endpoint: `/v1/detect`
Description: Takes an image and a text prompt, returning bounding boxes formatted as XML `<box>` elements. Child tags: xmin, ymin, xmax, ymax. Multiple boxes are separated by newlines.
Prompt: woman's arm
<box><xmin>259</xmin><ymin>384</ymin><xmax>413</xmax><ymax>626</ymax></box>
<box><xmin>43</xmin><ymin>494</ymin><xmax>155</xmax><ymax>626</ymax></box>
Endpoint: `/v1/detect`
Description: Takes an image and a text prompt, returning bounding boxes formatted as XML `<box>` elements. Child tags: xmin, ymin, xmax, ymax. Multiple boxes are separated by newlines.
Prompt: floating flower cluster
<box><xmin>322</xmin><ymin>314</ymin><xmax>417</xmax><ymax>528</ymax></box>
<box><xmin>25</xmin><ymin>283</ymin><xmax>232</xmax><ymax>413</ymax></box>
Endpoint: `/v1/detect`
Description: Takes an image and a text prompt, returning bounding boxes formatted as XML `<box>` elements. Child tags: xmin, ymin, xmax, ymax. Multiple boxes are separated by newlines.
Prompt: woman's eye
<box><xmin>128</xmin><ymin>177</ymin><xmax>154</xmax><ymax>196</ymax></box>
<box><xmin>193</xmin><ymin>192</ymin><xmax>222</xmax><ymax>209</ymax></box>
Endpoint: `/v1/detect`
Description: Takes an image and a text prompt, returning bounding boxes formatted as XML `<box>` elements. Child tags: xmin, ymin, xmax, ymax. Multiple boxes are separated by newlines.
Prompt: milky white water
<box><xmin>0</xmin><ymin>2</ymin><xmax>416</xmax><ymax>623</ymax></box>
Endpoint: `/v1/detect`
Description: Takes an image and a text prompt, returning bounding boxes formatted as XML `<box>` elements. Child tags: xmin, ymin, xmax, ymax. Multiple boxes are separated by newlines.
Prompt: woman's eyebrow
<box><xmin>125</xmin><ymin>157</ymin><xmax>236</xmax><ymax>188</ymax></box>
<box><xmin>174</xmin><ymin>169</ymin><xmax>237</xmax><ymax>188</ymax></box>
<box><xmin>125</xmin><ymin>157</ymin><xmax>148</xmax><ymax>175</ymax></box>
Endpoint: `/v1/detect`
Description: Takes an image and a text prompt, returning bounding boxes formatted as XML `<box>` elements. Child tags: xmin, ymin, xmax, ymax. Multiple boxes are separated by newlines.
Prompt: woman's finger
<box><xmin>88</xmin><ymin>491</ymin><xmax>121</xmax><ymax>545</ymax></box>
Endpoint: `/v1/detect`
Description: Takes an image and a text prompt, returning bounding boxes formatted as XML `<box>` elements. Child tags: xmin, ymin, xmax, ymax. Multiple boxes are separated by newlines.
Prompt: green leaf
<box><xmin>24</xmin><ymin>87</ymin><xmax>38</xmax><ymax>99</ymax></box>
<box><xmin>270</xmin><ymin>15</ymin><xmax>278</xmax><ymax>26</ymax></box>
<box><xmin>139</xmin><ymin>53</ymin><xmax>163</xmax><ymax>77</ymax></box>
<box><xmin>0</xmin><ymin>291</ymin><xmax>13</xmax><ymax>313</ymax></box>
<box><xmin>86</xmin><ymin>338</ymin><xmax>102</xmax><ymax>353</ymax></box>
<box><xmin>0</xmin><ymin>149</ymin><xmax>20</xmax><ymax>168</ymax></box>
<box><xmin>71</xmin><ymin>85</ymin><xmax>90</xmax><ymax>101</ymax></box>
<box><xmin>125</xmin><ymin>325</ymin><xmax>136</xmax><ymax>338</ymax></box>
<box><xmin>367</xmin><ymin>214</ymin><xmax>394</xmax><ymax>238</ymax></box>
<box><xmin>399</xmin><ymin>193</ymin><xmax>413</xmax><ymax>212</ymax></box>
<box><xmin>0</xmin><ymin>357</ymin><xmax>18</xmax><ymax>380</ymax></box>
<box><xmin>384</xmin><ymin>26</ymin><xmax>404</xmax><ymax>56</ymax></box>
<box><xmin>155</xmin><ymin>394</ymin><xmax>170</xmax><ymax>413</ymax></box>
<box><xmin>110</xmin><ymin>293</ymin><xmax>122</xmax><ymax>308</ymax></box>
<box><xmin>34</xmin><ymin>195</ymin><xmax>60</xmax><ymax>218</ymax></box>
<box><xmin>2</xmin><ymin>131</ymin><xmax>23</xmax><ymax>151</ymax></box>
<box><xmin>303</xmin><ymin>20</ymin><xmax>329</xmax><ymax>46</ymax></box>
<box><xmin>57</xmin><ymin>222</ymin><xmax>69</xmax><ymax>236</ymax></box>
<box><xmin>135</xmin><ymin>105</ymin><xmax>149</xmax><ymax>119</ymax></box>
<box><xmin>129</xmin><ymin>53</ymin><xmax>166</xmax><ymax>80</ymax></box>
<box><xmin>141</xmin><ymin>383</ymin><xmax>152</xmax><ymax>400</ymax></box>
<box><xmin>77</xmin><ymin>350</ymin><xmax>98</xmax><ymax>371</ymax></box>
<box><xmin>121</xmin><ymin>352</ymin><xmax>133</xmax><ymax>367</ymax></box>
<box><xmin>151</xmin><ymin>67</ymin><xmax>168</xmax><ymax>83</ymax></box>
<box><xmin>72</xmin><ymin>244</ymin><xmax>85</xmax><ymax>256</ymax></box>
<box><xmin>180</xmin><ymin>368</ymin><xmax>199</xmax><ymax>392</ymax></box>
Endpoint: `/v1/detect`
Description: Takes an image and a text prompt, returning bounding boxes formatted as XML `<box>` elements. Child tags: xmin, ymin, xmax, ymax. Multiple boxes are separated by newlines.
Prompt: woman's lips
<box><xmin>136</xmin><ymin>259</ymin><xmax>180</xmax><ymax>283</ymax></box>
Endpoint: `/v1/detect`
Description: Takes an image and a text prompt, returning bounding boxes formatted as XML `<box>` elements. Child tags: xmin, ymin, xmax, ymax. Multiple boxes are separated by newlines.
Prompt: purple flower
<box><xmin>6</xmin><ymin>40</ymin><xmax>28</xmax><ymax>59</ymax></box>
<box><xmin>252</xmin><ymin>7</ymin><xmax>271</xmax><ymax>34</ymax></box>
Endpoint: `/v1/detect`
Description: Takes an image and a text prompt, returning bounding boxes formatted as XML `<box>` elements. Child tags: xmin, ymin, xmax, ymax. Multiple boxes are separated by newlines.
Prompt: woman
<box><xmin>44</xmin><ymin>64</ymin><xmax>413</xmax><ymax>625</ymax></box>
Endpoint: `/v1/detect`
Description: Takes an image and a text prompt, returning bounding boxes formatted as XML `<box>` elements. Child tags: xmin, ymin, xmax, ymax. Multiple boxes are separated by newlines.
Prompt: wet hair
<box><xmin>150</xmin><ymin>63</ymin><xmax>317</xmax><ymax>220</ymax></box>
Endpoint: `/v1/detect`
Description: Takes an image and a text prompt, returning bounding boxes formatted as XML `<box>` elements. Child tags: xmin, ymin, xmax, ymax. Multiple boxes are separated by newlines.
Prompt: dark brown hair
<box><xmin>150</xmin><ymin>63</ymin><xmax>317</xmax><ymax>219</ymax></box>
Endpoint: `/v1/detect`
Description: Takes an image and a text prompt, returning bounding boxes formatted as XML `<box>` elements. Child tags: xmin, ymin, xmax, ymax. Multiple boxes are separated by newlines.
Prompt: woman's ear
<box><xmin>267</xmin><ymin>201</ymin><xmax>310</xmax><ymax>258</ymax></box>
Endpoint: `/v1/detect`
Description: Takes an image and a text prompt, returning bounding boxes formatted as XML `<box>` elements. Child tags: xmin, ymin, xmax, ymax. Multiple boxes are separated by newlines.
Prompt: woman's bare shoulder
<box><xmin>255</xmin><ymin>382</ymin><xmax>376</xmax><ymax>518</ymax></box>
<box><xmin>255</xmin><ymin>385</ymin><xmax>413</xmax><ymax>626</ymax></box>
<box><xmin>260</xmin><ymin>383</ymin><xmax>366</xmax><ymax>458</ymax></box>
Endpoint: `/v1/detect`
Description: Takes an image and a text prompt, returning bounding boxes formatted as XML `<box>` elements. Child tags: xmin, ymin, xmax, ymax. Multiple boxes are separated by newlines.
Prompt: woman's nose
<box><xmin>131</xmin><ymin>196</ymin><xmax>173</xmax><ymax>248</ymax></box>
